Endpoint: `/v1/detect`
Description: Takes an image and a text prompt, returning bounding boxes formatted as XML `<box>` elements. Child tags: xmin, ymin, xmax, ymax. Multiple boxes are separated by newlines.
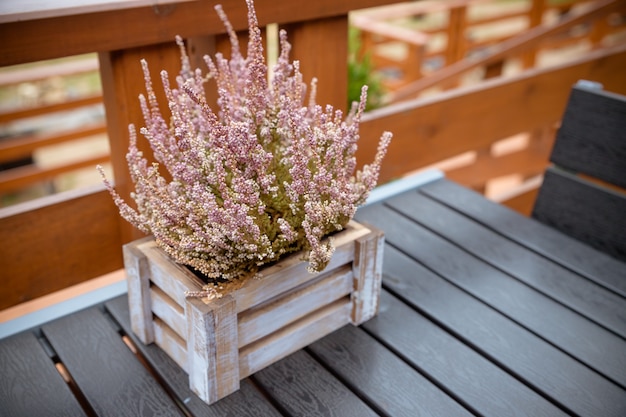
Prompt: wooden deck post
<box><xmin>99</xmin><ymin>42</ymin><xmax>183</xmax><ymax>243</ymax></box>
<box><xmin>282</xmin><ymin>15</ymin><xmax>349</xmax><ymax>112</ymax></box>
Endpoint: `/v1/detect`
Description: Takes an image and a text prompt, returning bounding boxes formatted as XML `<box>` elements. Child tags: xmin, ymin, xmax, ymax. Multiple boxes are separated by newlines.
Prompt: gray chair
<box><xmin>532</xmin><ymin>80</ymin><xmax>626</xmax><ymax>262</ymax></box>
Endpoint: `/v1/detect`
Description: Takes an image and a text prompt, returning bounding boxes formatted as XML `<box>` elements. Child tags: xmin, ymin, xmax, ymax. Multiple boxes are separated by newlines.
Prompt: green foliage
<box><xmin>348</xmin><ymin>27</ymin><xmax>385</xmax><ymax>111</ymax></box>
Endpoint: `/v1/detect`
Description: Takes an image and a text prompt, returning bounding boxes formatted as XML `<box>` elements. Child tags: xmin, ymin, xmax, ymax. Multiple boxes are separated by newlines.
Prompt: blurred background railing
<box><xmin>1</xmin><ymin>0</ymin><xmax>625</xmax><ymax>310</ymax></box>
<box><xmin>0</xmin><ymin>55</ymin><xmax>108</xmax><ymax>204</ymax></box>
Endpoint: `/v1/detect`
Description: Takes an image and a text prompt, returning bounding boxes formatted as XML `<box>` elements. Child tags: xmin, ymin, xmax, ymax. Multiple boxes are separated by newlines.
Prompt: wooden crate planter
<box><xmin>124</xmin><ymin>220</ymin><xmax>384</xmax><ymax>404</ymax></box>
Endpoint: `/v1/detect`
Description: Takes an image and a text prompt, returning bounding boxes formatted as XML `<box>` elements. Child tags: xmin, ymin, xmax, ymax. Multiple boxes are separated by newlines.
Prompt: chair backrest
<box><xmin>532</xmin><ymin>81</ymin><xmax>626</xmax><ymax>260</ymax></box>
<box><xmin>532</xmin><ymin>80</ymin><xmax>626</xmax><ymax>262</ymax></box>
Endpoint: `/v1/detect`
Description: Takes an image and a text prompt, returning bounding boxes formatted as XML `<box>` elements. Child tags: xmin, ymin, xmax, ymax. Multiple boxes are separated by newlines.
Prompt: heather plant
<box><xmin>99</xmin><ymin>0</ymin><xmax>391</xmax><ymax>283</ymax></box>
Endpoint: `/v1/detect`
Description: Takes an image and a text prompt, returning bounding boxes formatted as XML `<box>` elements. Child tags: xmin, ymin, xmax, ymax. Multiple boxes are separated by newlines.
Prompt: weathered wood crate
<box><xmin>124</xmin><ymin>220</ymin><xmax>384</xmax><ymax>404</ymax></box>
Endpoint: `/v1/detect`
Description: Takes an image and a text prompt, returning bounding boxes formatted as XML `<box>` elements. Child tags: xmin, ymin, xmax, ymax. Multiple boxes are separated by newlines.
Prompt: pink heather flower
<box><xmin>99</xmin><ymin>0</ymin><xmax>391</xmax><ymax>281</ymax></box>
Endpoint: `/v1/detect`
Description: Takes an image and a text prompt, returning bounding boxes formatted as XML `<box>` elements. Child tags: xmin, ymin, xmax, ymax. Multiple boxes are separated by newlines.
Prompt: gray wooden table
<box><xmin>2</xmin><ymin>176</ymin><xmax>625</xmax><ymax>417</ymax></box>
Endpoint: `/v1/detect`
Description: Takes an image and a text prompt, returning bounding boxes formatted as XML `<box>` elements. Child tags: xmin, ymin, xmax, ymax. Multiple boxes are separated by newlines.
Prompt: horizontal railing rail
<box><xmin>0</xmin><ymin>55</ymin><xmax>108</xmax><ymax>197</ymax></box>
<box><xmin>385</xmin><ymin>0</ymin><xmax>625</xmax><ymax>102</ymax></box>
<box><xmin>358</xmin><ymin>42</ymin><xmax>626</xmax><ymax>205</ymax></box>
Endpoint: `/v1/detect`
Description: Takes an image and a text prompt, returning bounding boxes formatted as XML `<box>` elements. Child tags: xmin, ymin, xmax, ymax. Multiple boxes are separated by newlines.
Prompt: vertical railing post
<box><xmin>99</xmin><ymin>39</ymin><xmax>216</xmax><ymax>243</ymax></box>
<box><xmin>446</xmin><ymin>5</ymin><xmax>468</xmax><ymax>66</ymax></box>
<box><xmin>282</xmin><ymin>16</ymin><xmax>349</xmax><ymax>112</ymax></box>
<box><xmin>99</xmin><ymin>42</ymin><xmax>182</xmax><ymax>243</ymax></box>
<box><xmin>522</xmin><ymin>0</ymin><xmax>546</xmax><ymax>68</ymax></box>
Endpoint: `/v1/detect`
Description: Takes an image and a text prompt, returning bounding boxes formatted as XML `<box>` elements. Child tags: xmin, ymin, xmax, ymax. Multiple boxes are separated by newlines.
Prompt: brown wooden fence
<box><xmin>0</xmin><ymin>56</ymin><xmax>108</xmax><ymax>198</ymax></box>
<box><xmin>353</xmin><ymin>0</ymin><xmax>626</xmax><ymax>99</ymax></box>
<box><xmin>0</xmin><ymin>0</ymin><xmax>625</xmax><ymax>309</ymax></box>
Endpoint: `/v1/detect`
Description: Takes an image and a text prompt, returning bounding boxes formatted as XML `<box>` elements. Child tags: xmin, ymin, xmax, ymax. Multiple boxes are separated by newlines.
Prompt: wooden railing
<box><xmin>354</xmin><ymin>0</ymin><xmax>626</xmax><ymax>207</ymax></box>
<box><xmin>0</xmin><ymin>56</ymin><xmax>108</xmax><ymax>199</ymax></box>
<box><xmin>353</xmin><ymin>0</ymin><xmax>626</xmax><ymax>100</ymax></box>
<box><xmin>0</xmin><ymin>0</ymin><xmax>625</xmax><ymax>310</ymax></box>
<box><xmin>391</xmin><ymin>0</ymin><xmax>626</xmax><ymax>102</ymax></box>
<box><xmin>357</xmin><ymin>41</ymin><xmax>626</xmax><ymax>201</ymax></box>
<box><xmin>0</xmin><ymin>0</ymin><xmax>398</xmax><ymax>309</ymax></box>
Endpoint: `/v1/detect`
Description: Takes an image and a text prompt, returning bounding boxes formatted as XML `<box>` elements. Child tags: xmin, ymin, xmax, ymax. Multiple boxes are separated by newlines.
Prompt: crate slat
<box><xmin>238</xmin><ymin>265</ymin><xmax>353</xmax><ymax>348</ymax></box>
<box><xmin>151</xmin><ymin>285</ymin><xmax>186</xmax><ymax>339</ymax></box>
<box><xmin>239</xmin><ymin>297</ymin><xmax>352</xmax><ymax>378</ymax></box>
<box><xmin>153</xmin><ymin>316</ymin><xmax>188</xmax><ymax>372</ymax></box>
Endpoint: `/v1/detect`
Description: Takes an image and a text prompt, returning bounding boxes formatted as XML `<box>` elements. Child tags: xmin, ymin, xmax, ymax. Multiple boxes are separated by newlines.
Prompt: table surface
<box><xmin>1</xmin><ymin>177</ymin><xmax>625</xmax><ymax>417</ymax></box>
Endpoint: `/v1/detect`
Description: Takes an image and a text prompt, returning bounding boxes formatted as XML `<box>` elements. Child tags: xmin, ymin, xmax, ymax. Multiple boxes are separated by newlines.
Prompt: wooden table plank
<box><xmin>0</xmin><ymin>331</ymin><xmax>87</xmax><ymax>417</ymax></box>
<box><xmin>253</xmin><ymin>349</ymin><xmax>379</xmax><ymax>417</ymax></box>
<box><xmin>385</xmin><ymin>190</ymin><xmax>626</xmax><ymax>339</ymax></box>
<box><xmin>380</xmin><ymin>244</ymin><xmax>626</xmax><ymax>417</ymax></box>
<box><xmin>362</xmin><ymin>290</ymin><xmax>567</xmax><ymax>417</ymax></box>
<box><xmin>419</xmin><ymin>179</ymin><xmax>626</xmax><ymax>297</ymax></box>
<box><xmin>41</xmin><ymin>307</ymin><xmax>184</xmax><ymax>417</ymax></box>
<box><xmin>104</xmin><ymin>296</ymin><xmax>283</xmax><ymax>417</ymax></box>
<box><xmin>308</xmin><ymin>324</ymin><xmax>474</xmax><ymax>417</ymax></box>
<box><xmin>357</xmin><ymin>201</ymin><xmax>626</xmax><ymax>390</ymax></box>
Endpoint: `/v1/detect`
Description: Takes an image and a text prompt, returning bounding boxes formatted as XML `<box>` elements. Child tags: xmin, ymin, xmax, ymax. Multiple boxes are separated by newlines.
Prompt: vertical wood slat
<box><xmin>446</xmin><ymin>5</ymin><xmax>468</xmax><ymax>65</ymax></box>
<box><xmin>522</xmin><ymin>0</ymin><xmax>546</xmax><ymax>68</ymax></box>
<box><xmin>186</xmin><ymin>296</ymin><xmax>240</xmax><ymax>403</ymax></box>
<box><xmin>98</xmin><ymin>42</ymin><xmax>184</xmax><ymax>244</ymax></box>
<box><xmin>351</xmin><ymin>226</ymin><xmax>385</xmax><ymax>325</ymax></box>
<box><xmin>124</xmin><ymin>236</ymin><xmax>155</xmax><ymax>344</ymax></box>
<box><xmin>282</xmin><ymin>15</ymin><xmax>349</xmax><ymax>112</ymax></box>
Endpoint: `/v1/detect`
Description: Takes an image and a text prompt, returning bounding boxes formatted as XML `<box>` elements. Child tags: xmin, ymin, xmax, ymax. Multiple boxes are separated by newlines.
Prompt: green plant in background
<box><xmin>348</xmin><ymin>27</ymin><xmax>385</xmax><ymax>111</ymax></box>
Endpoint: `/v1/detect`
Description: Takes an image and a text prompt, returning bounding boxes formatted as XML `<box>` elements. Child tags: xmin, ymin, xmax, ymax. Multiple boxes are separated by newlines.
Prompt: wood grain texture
<box><xmin>106</xmin><ymin>295</ymin><xmax>283</xmax><ymax>417</ymax></box>
<box><xmin>362</xmin><ymin>290</ymin><xmax>566</xmax><ymax>417</ymax></box>
<box><xmin>378</xmin><ymin>245</ymin><xmax>626</xmax><ymax>416</ymax></box>
<box><xmin>231</xmin><ymin>221</ymin><xmax>370</xmax><ymax>313</ymax></box>
<box><xmin>350</xmin><ymin>226</ymin><xmax>384</xmax><ymax>325</ymax></box>
<box><xmin>550</xmin><ymin>85</ymin><xmax>626</xmax><ymax>189</ymax></box>
<box><xmin>357</xmin><ymin>200</ymin><xmax>626</xmax><ymax>392</ymax></box>
<box><xmin>253</xmin><ymin>349</ymin><xmax>378</xmax><ymax>417</ymax></box>
<box><xmin>533</xmin><ymin>167</ymin><xmax>626</xmax><ymax>263</ymax></box>
<box><xmin>281</xmin><ymin>15</ymin><xmax>348</xmax><ymax>112</ymax></box>
<box><xmin>141</xmin><ymin>240</ymin><xmax>203</xmax><ymax>307</ymax></box>
<box><xmin>308</xmin><ymin>325</ymin><xmax>474</xmax><ymax>417</ymax></box>
<box><xmin>385</xmin><ymin>191</ymin><xmax>626</xmax><ymax>339</ymax></box>
<box><xmin>357</xmin><ymin>44</ymin><xmax>626</xmax><ymax>183</ymax></box>
<box><xmin>41</xmin><ymin>307</ymin><xmax>184</xmax><ymax>417</ymax></box>
<box><xmin>0</xmin><ymin>331</ymin><xmax>87</xmax><ymax>417</ymax></box>
<box><xmin>238</xmin><ymin>265</ymin><xmax>353</xmax><ymax>348</ymax></box>
<box><xmin>531</xmin><ymin>83</ymin><xmax>626</xmax><ymax>262</ymax></box>
<box><xmin>419</xmin><ymin>178</ymin><xmax>626</xmax><ymax>297</ymax></box>
<box><xmin>1</xmin><ymin>0</ymin><xmax>400</xmax><ymax>66</ymax></box>
<box><xmin>153</xmin><ymin>316</ymin><xmax>188</xmax><ymax>372</ymax></box>
<box><xmin>0</xmin><ymin>185</ymin><xmax>123</xmax><ymax>309</ymax></box>
<box><xmin>186</xmin><ymin>295</ymin><xmax>239</xmax><ymax>404</ymax></box>
<box><xmin>239</xmin><ymin>298</ymin><xmax>351</xmax><ymax>379</ymax></box>
<box><xmin>150</xmin><ymin>285</ymin><xmax>186</xmax><ymax>338</ymax></box>
<box><xmin>124</xmin><ymin>236</ymin><xmax>155</xmax><ymax>344</ymax></box>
